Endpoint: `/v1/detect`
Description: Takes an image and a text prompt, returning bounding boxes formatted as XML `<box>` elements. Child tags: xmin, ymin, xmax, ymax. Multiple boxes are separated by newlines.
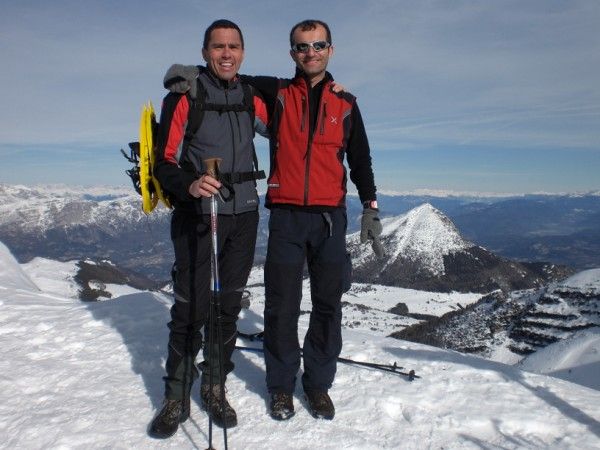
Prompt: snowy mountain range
<box><xmin>0</xmin><ymin>184</ymin><xmax>574</xmax><ymax>292</ymax></box>
<box><xmin>0</xmin><ymin>183</ymin><xmax>173</xmax><ymax>280</ymax></box>
<box><xmin>1</xmin><ymin>240</ymin><xmax>599</xmax><ymax>448</ymax></box>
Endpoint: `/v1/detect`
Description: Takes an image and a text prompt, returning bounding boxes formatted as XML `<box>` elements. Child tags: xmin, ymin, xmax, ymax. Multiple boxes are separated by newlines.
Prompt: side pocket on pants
<box><xmin>343</xmin><ymin>252</ymin><xmax>352</xmax><ymax>293</ymax></box>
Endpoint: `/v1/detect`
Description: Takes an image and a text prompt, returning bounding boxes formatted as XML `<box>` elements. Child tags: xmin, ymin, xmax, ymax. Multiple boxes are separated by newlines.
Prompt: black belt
<box><xmin>220</xmin><ymin>170</ymin><xmax>266</xmax><ymax>184</ymax></box>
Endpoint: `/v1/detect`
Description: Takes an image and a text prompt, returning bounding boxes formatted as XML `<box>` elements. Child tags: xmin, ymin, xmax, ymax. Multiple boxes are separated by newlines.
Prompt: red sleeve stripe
<box><xmin>164</xmin><ymin>96</ymin><xmax>189</xmax><ymax>165</ymax></box>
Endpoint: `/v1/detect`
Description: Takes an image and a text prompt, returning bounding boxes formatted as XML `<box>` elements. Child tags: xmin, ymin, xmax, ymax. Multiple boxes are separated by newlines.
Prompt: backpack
<box><xmin>121</xmin><ymin>72</ymin><xmax>264</xmax><ymax>214</ymax></box>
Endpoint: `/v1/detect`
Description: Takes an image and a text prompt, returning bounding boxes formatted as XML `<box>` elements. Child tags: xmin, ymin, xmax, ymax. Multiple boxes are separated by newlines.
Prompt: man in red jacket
<box><xmin>257</xmin><ymin>19</ymin><xmax>382</xmax><ymax>421</ymax></box>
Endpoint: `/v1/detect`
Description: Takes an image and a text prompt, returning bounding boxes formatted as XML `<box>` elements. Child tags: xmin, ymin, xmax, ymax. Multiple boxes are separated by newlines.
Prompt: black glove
<box><xmin>360</xmin><ymin>208</ymin><xmax>383</xmax><ymax>257</ymax></box>
<box><xmin>163</xmin><ymin>64</ymin><xmax>199</xmax><ymax>99</ymax></box>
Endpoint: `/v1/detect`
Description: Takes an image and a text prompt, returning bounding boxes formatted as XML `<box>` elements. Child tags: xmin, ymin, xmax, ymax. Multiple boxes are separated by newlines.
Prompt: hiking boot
<box><xmin>148</xmin><ymin>397</ymin><xmax>190</xmax><ymax>439</ymax></box>
<box><xmin>305</xmin><ymin>391</ymin><xmax>335</xmax><ymax>420</ymax></box>
<box><xmin>269</xmin><ymin>392</ymin><xmax>295</xmax><ymax>421</ymax></box>
<box><xmin>200</xmin><ymin>383</ymin><xmax>238</xmax><ymax>428</ymax></box>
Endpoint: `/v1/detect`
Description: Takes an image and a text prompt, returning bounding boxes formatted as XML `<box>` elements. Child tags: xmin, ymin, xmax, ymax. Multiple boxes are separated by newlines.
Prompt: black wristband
<box><xmin>362</xmin><ymin>200</ymin><xmax>379</xmax><ymax>210</ymax></box>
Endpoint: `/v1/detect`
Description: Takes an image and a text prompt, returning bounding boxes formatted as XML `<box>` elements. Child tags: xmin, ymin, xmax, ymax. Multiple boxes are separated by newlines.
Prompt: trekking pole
<box><xmin>235</xmin><ymin>333</ymin><xmax>421</xmax><ymax>381</ymax></box>
<box><xmin>207</xmin><ymin>284</ymin><xmax>215</xmax><ymax>450</ymax></box>
<box><xmin>204</xmin><ymin>158</ymin><xmax>228</xmax><ymax>450</ymax></box>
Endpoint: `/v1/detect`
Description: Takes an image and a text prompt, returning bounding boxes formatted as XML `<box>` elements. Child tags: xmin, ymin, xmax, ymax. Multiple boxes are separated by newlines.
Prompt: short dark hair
<box><xmin>203</xmin><ymin>19</ymin><xmax>244</xmax><ymax>50</ymax></box>
<box><xmin>289</xmin><ymin>20</ymin><xmax>332</xmax><ymax>48</ymax></box>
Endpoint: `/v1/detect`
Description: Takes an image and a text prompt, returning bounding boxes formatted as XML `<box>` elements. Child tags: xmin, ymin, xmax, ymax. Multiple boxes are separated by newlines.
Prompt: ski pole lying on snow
<box><xmin>336</xmin><ymin>356</ymin><xmax>418</xmax><ymax>381</ymax></box>
<box><xmin>235</xmin><ymin>332</ymin><xmax>419</xmax><ymax>381</ymax></box>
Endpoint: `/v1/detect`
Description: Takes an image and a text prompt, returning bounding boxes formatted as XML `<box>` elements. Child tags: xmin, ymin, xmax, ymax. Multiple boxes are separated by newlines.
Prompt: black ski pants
<box><xmin>164</xmin><ymin>209</ymin><xmax>258</xmax><ymax>400</ymax></box>
<box><xmin>264</xmin><ymin>208</ymin><xmax>350</xmax><ymax>394</ymax></box>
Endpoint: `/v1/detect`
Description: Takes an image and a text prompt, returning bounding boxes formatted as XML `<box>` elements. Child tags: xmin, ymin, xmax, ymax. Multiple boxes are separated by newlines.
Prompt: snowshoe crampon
<box><xmin>121</xmin><ymin>101</ymin><xmax>171</xmax><ymax>214</ymax></box>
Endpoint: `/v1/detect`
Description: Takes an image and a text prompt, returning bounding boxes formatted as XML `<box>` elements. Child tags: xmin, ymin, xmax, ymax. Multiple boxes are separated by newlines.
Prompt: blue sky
<box><xmin>1</xmin><ymin>0</ymin><xmax>599</xmax><ymax>194</ymax></box>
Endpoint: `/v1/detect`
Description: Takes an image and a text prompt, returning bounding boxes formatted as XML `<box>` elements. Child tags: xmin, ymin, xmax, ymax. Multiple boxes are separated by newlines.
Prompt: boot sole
<box><xmin>148</xmin><ymin>428</ymin><xmax>178</xmax><ymax>440</ymax></box>
<box><xmin>270</xmin><ymin>410</ymin><xmax>295</xmax><ymax>421</ymax></box>
<box><xmin>308</xmin><ymin>410</ymin><xmax>335</xmax><ymax>420</ymax></box>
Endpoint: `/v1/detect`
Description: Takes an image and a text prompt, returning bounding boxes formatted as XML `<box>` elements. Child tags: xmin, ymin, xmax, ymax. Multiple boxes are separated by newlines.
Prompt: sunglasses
<box><xmin>291</xmin><ymin>40</ymin><xmax>331</xmax><ymax>53</ymax></box>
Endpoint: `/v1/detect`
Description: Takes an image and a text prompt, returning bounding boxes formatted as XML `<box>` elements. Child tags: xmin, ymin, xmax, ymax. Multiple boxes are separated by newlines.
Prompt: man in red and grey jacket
<box><xmin>245</xmin><ymin>19</ymin><xmax>382</xmax><ymax>421</ymax></box>
<box><xmin>149</xmin><ymin>20</ymin><xmax>269</xmax><ymax>439</ymax></box>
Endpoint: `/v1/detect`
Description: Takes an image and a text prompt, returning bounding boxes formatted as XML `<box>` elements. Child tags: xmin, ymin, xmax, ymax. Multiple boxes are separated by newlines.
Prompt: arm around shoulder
<box><xmin>163</xmin><ymin>64</ymin><xmax>200</xmax><ymax>98</ymax></box>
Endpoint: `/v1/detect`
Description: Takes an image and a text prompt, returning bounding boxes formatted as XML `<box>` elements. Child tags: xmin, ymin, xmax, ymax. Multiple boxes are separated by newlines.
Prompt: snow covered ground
<box><xmin>245</xmin><ymin>268</ymin><xmax>483</xmax><ymax>338</ymax></box>
<box><xmin>1</xmin><ymin>242</ymin><xmax>600</xmax><ymax>449</ymax></box>
<box><xmin>518</xmin><ymin>327</ymin><xmax>600</xmax><ymax>391</ymax></box>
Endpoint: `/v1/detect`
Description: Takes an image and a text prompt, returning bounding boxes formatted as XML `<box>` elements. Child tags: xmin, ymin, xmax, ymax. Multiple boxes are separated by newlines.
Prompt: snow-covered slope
<box><xmin>0</xmin><ymin>241</ymin><xmax>39</xmax><ymax>292</ymax></box>
<box><xmin>556</xmin><ymin>268</ymin><xmax>600</xmax><ymax>294</ymax></box>
<box><xmin>1</xmin><ymin>245</ymin><xmax>600</xmax><ymax>448</ymax></box>
<box><xmin>20</xmin><ymin>257</ymin><xmax>80</xmax><ymax>298</ymax></box>
<box><xmin>394</xmin><ymin>267</ymin><xmax>600</xmax><ymax>373</ymax></box>
<box><xmin>508</xmin><ymin>268</ymin><xmax>600</xmax><ymax>355</ymax></box>
<box><xmin>519</xmin><ymin>327</ymin><xmax>600</xmax><ymax>390</ymax></box>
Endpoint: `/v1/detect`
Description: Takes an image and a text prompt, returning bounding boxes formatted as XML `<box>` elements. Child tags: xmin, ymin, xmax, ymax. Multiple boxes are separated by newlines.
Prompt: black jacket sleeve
<box><xmin>239</xmin><ymin>75</ymin><xmax>280</xmax><ymax>118</ymax></box>
<box><xmin>346</xmin><ymin>102</ymin><xmax>377</xmax><ymax>203</ymax></box>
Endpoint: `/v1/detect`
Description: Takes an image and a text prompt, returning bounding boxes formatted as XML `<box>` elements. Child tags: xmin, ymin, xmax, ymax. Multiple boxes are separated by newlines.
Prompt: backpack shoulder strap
<box><xmin>181</xmin><ymin>73</ymin><xmax>207</xmax><ymax>161</ymax></box>
<box><xmin>241</xmin><ymin>82</ymin><xmax>256</xmax><ymax>123</ymax></box>
<box><xmin>185</xmin><ymin>74</ymin><xmax>207</xmax><ymax>139</ymax></box>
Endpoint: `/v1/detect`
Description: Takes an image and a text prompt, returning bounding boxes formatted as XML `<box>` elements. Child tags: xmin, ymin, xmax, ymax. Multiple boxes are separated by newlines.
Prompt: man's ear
<box><xmin>202</xmin><ymin>48</ymin><xmax>209</xmax><ymax>63</ymax></box>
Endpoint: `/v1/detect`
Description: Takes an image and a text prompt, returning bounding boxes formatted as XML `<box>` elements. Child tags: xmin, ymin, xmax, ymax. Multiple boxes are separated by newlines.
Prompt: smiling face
<box><xmin>290</xmin><ymin>23</ymin><xmax>333</xmax><ymax>86</ymax></box>
<box><xmin>202</xmin><ymin>27</ymin><xmax>244</xmax><ymax>81</ymax></box>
